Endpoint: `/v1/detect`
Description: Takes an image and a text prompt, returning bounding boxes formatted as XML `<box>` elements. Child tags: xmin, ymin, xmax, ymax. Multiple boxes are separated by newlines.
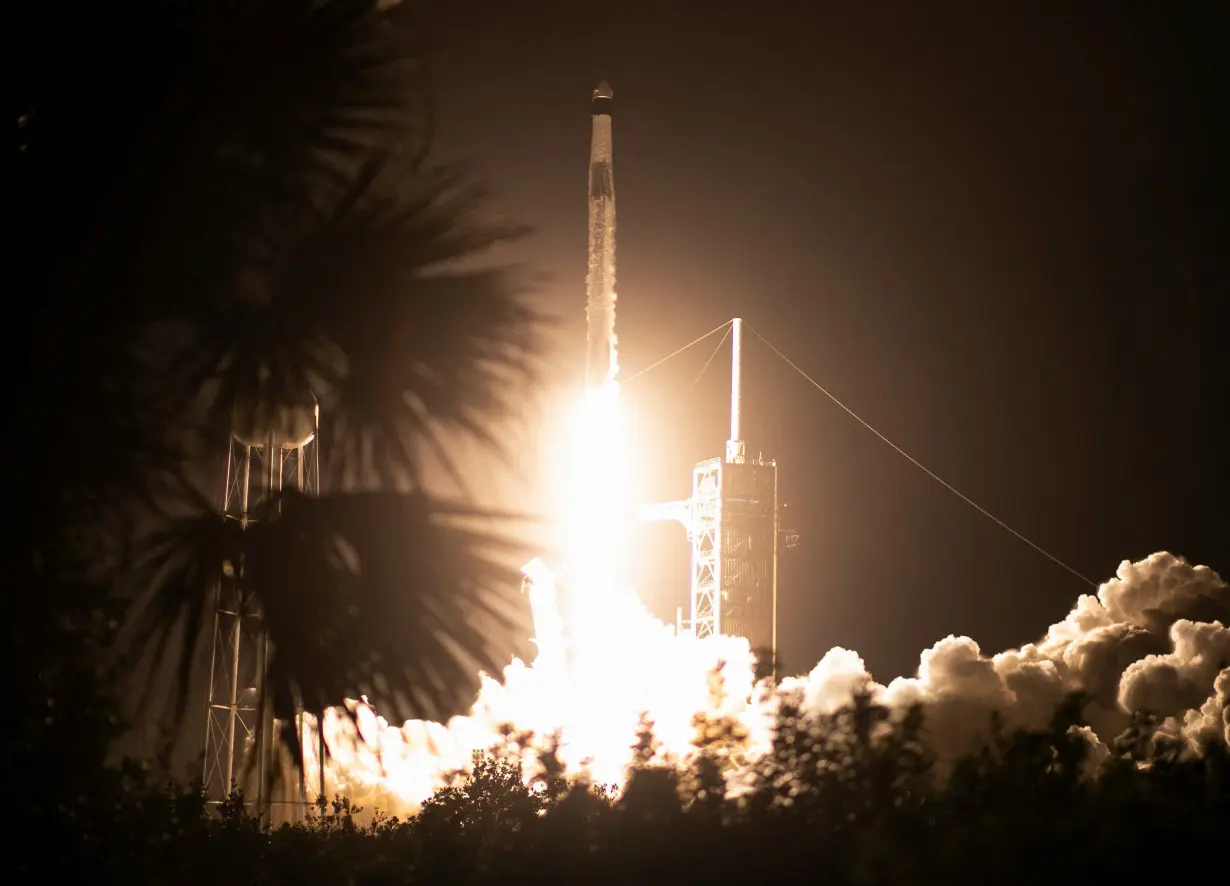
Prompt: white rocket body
<box><xmin>586</xmin><ymin>82</ymin><xmax>617</xmax><ymax>389</ymax></box>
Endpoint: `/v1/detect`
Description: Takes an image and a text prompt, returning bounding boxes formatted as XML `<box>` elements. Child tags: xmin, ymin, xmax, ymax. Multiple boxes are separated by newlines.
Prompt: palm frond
<box><xmin>169</xmin><ymin>147</ymin><xmax>547</xmax><ymax>494</ymax></box>
<box><xmin>288</xmin><ymin>156</ymin><xmax>547</xmax><ymax>491</ymax></box>
<box><xmin>119</xmin><ymin>488</ymin><xmax>536</xmax><ymax>742</ymax></box>
<box><xmin>22</xmin><ymin>1</ymin><xmax>554</xmax><ymax>784</ymax></box>
<box><xmin>250</xmin><ymin>490</ymin><xmax>535</xmax><ymax>723</ymax></box>
<box><xmin>18</xmin><ymin>0</ymin><xmax>437</xmax><ymax>559</ymax></box>
<box><xmin>107</xmin><ymin>0</ymin><xmax>430</xmax><ymax>328</ymax></box>
<box><xmin>117</xmin><ymin>495</ymin><xmax>249</xmax><ymax>722</ymax></box>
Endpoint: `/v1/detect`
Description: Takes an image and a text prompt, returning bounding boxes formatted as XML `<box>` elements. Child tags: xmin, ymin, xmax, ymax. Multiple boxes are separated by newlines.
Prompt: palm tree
<box><xmin>15</xmin><ymin>0</ymin><xmax>546</xmax><ymax>776</ymax></box>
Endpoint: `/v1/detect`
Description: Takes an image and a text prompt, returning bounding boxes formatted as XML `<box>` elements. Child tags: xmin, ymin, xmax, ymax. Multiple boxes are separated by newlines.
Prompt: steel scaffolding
<box><xmin>201</xmin><ymin>423</ymin><xmax>326</xmax><ymax>825</ymax></box>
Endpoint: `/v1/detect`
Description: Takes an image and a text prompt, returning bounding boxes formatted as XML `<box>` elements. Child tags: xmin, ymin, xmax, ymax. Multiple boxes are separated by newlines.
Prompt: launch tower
<box><xmin>643</xmin><ymin>320</ymin><xmax>785</xmax><ymax>677</ymax></box>
<box><xmin>686</xmin><ymin>319</ymin><xmax>779</xmax><ymax>675</ymax></box>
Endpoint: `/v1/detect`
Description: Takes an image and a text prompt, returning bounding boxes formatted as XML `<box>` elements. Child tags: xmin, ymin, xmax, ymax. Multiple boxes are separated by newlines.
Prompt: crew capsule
<box><xmin>592</xmin><ymin>80</ymin><xmax>614</xmax><ymax>116</ymax></box>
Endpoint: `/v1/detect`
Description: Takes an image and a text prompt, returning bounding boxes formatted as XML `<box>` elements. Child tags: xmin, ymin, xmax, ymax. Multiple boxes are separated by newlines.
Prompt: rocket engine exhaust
<box><xmin>290</xmin><ymin>82</ymin><xmax>1230</xmax><ymax>824</ymax></box>
<box><xmin>586</xmin><ymin>81</ymin><xmax>617</xmax><ymax>388</ymax></box>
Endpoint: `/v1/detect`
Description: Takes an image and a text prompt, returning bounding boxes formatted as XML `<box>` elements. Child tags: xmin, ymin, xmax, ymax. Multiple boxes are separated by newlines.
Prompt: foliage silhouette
<box><xmin>15</xmin><ymin>0</ymin><xmax>546</xmax><ymax>786</ymax></box>
<box><xmin>19</xmin><ymin>693</ymin><xmax>1225</xmax><ymax>884</ymax></box>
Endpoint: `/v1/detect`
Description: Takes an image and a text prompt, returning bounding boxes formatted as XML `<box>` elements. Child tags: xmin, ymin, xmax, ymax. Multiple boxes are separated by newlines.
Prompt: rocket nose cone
<box><xmin>593</xmin><ymin>81</ymin><xmax>613</xmax><ymax>100</ymax></box>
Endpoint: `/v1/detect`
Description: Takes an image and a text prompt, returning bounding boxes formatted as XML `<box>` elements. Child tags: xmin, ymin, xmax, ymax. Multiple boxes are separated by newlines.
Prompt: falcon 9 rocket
<box><xmin>586</xmin><ymin>82</ymin><xmax>617</xmax><ymax>389</ymax></box>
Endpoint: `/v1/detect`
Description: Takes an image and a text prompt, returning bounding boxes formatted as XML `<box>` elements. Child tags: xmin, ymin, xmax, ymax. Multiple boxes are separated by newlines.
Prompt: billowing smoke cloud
<box><xmin>1166</xmin><ymin>667</ymin><xmax>1230</xmax><ymax>751</ymax></box>
<box><xmin>309</xmin><ymin>552</ymin><xmax>1228</xmax><ymax>815</ymax></box>
<box><xmin>867</xmin><ymin>553</ymin><xmax>1228</xmax><ymax>763</ymax></box>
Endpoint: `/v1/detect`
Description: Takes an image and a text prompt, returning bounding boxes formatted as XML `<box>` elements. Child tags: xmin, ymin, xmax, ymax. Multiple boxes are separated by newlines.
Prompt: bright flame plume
<box><xmin>300</xmin><ymin>373</ymin><xmax>1230</xmax><ymax>817</ymax></box>
<box><xmin>301</xmin><ymin>373</ymin><xmax>777</xmax><ymax>811</ymax></box>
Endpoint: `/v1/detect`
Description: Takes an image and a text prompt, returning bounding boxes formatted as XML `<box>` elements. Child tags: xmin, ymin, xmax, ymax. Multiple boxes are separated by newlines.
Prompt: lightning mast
<box><xmin>586</xmin><ymin>81</ymin><xmax>617</xmax><ymax>388</ymax></box>
<box><xmin>726</xmin><ymin>318</ymin><xmax>746</xmax><ymax>465</ymax></box>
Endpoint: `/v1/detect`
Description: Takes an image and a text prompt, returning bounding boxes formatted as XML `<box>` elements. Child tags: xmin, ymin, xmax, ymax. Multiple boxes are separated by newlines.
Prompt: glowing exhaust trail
<box><xmin>293</xmin><ymin>82</ymin><xmax>1230</xmax><ymax>822</ymax></box>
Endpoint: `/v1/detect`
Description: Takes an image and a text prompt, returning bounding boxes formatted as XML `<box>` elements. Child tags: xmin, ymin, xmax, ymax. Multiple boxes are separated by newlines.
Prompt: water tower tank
<box><xmin>231</xmin><ymin>395</ymin><xmax>317</xmax><ymax>449</ymax></box>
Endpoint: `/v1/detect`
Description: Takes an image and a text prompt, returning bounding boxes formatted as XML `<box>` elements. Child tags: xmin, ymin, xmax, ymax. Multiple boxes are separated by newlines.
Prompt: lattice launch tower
<box><xmin>685</xmin><ymin>319</ymin><xmax>779</xmax><ymax>674</ymax></box>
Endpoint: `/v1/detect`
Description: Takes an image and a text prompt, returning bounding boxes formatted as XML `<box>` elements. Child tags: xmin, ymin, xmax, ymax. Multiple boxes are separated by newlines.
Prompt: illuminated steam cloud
<box><xmin>308</xmin><ymin>552</ymin><xmax>1227</xmax><ymax>815</ymax></box>
<box><xmin>870</xmin><ymin>552</ymin><xmax>1229</xmax><ymax>762</ymax></box>
<box><xmin>1166</xmin><ymin>667</ymin><xmax>1230</xmax><ymax>751</ymax></box>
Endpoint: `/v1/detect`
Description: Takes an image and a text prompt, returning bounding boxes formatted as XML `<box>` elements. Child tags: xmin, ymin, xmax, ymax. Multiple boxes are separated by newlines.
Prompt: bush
<box><xmin>18</xmin><ymin>691</ymin><xmax>1228</xmax><ymax>885</ymax></box>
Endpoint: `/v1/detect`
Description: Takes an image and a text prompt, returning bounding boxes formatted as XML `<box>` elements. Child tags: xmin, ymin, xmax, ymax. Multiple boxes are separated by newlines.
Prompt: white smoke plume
<box><xmin>1165</xmin><ymin>667</ymin><xmax>1230</xmax><ymax>751</ymax></box>
<box><xmin>307</xmin><ymin>552</ymin><xmax>1228</xmax><ymax>815</ymax></box>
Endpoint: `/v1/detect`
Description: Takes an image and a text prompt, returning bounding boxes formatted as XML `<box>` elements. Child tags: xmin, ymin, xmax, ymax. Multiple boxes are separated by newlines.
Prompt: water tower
<box><xmin>200</xmin><ymin>394</ymin><xmax>323</xmax><ymax>823</ymax></box>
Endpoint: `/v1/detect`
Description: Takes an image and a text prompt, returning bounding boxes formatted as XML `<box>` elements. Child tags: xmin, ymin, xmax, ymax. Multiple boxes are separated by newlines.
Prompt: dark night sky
<box><xmin>422</xmin><ymin>1</ymin><xmax>1226</xmax><ymax>683</ymax></box>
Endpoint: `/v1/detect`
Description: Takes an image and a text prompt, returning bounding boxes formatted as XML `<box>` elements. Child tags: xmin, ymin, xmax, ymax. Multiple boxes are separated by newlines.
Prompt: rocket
<box><xmin>586</xmin><ymin>81</ymin><xmax>618</xmax><ymax>389</ymax></box>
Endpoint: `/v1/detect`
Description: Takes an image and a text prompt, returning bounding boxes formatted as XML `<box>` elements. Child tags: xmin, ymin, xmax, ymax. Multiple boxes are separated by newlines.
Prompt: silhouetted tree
<box><xmin>412</xmin><ymin>753</ymin><xmax>542</xmax><ymax>883</ymax></box>
<box><xmin>14</xmin><ymin>0</ymin><xmax>545</xmax><ymax>791</ymax></box>
<box><xmin>11</xmin><ymin>689</ymin><xmax>1227</xmax><ymax>885</ymax></box>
